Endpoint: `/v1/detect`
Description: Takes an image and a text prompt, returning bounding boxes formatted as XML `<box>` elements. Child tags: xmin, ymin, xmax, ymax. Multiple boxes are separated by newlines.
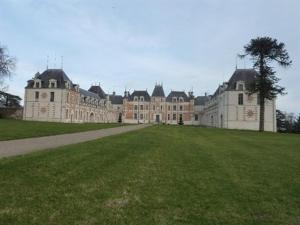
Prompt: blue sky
<box><xmin>1</xmin><ymin>0</ymin><xmax>299</xmax><ymax>113</ymax></box>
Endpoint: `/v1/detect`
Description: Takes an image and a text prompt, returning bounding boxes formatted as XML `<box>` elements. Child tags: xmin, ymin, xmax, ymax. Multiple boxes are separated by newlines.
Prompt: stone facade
<box><xmin>23</xmin><ymin>68</ymin><xmax>276</xmax><ymax>131</ymax></box>
<box><xmin>193</xmin><ymin>69</ymin><xmax>276</xmax><ymax>131</ymax></box>
<box><xmin>123</xmin><ymin>87</ymin><xmax>195</xmax><ymax>125</ymax></box>
<box><xmin>23</xmin><ymin>69</ymin><xmax>115</xmax><ymax>123</ymax></box>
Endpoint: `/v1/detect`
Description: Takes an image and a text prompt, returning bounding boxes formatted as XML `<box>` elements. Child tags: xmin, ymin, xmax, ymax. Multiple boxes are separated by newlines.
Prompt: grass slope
<box><xmin>0</xmin><ymin>126</ymin><xmax>299</xmax><ymax>225</ymax></box>
<box><xmin>0</xmin><ymin>119</ymin><xmax>123</xmax><ymax>140</ymax></box>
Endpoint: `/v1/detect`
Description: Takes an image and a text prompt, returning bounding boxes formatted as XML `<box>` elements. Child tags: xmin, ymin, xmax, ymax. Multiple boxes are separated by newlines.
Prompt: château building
<box><xmin>23</xmin><ymin>68</ymin><xmax>276</xmax><ymax>131</ymax></box>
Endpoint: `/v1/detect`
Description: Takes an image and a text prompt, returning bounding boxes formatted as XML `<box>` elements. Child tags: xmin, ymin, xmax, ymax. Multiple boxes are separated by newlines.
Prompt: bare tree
<box><xmin>0</xmin><ymin>44</ymin><xmax>16</xmax><ymax>90</ymax></box>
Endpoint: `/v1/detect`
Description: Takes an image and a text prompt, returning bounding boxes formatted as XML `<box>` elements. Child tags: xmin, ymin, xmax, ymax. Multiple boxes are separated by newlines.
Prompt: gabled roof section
<box><xmin>166</xmin><ymin>91</ymin><xmax>189</xmax><ymax>102</ymax></box>
<box><xmin>88</xmin><ymin>85</ymin><xmax>106</xmax><ymax>99</ymax></box>
<box><xmin>26</xmin><ymin>69</ymin><xmax>73</xmax><ymax>88</ymax></box>
<box><xmin>151</xmin><ymin>85</ymin><xmax>165</xmax><ymax>97</ymax></box>
<box><xmin>194</xmin><ymin>96</ymin><xmax>209</xmax><ymax>105</ymax></box>
<box><xmin>226</xmin><ymin>69</ymin><xmax>258</xmax><ymax>91</ymax></box>
<box><xmin>129</xmin><ymin>90</ymin><xmax>150</xmax><ymax>101</ymax></box>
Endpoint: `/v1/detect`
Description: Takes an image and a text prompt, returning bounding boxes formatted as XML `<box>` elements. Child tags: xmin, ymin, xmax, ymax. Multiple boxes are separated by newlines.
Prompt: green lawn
<box><xmin>0</xmin><ymin>126</ymin><xmax>299</xmax><ymax>225</ymax></box>
<box><xmin>0</xmin><ymin>119</ymin><xmax>124</xmax><ymax>140</ymax></box>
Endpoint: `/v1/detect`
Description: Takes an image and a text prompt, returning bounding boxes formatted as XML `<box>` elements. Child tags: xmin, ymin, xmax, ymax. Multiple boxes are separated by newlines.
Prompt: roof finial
<box><xmin>235</xmin><ymin>54</ymin><xmax>238</xmax><ymax>70</ymax></box>
<box><xmin>46</xmin><ymin>55</ymin><xmax>49</xmax><ymax>70</ymax></box>
<box><xmin>61</xmin><ymin>56</ymin><xmax>64</xmax><ymax>69</ymax></box>
<box><xmin>54</xmin><ymin>53</ymin><xmax>57</xmax><ymax>68</ymax></box>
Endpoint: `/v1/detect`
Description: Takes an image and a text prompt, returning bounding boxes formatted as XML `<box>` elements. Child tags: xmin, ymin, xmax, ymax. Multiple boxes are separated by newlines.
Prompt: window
<box><xmin>134</xmin><ymin>113</ymin><xmax>137</xmax><ymax>119</ymax></box>
<box><xmin>140</xmin><ymin>96</ymin><xmax>144</xmax><ymax>102</ymax></box>
<box><xmin>173</xmin><ymin>114</ymin><xmax>176</xmax><ymax>120</ymax></box>
<box><xmin>35</xmin><ymin>91</ymin><xmax>39</xmax><ymax>100</ymax></box>
<box><xmin>179</xmin><ymin>105</ymin><xmax>183</xmax><ymax>111</ymax></box>
<box><xmin>172</xmin><ymin>97</ymin><xmax>177</xmax><ymax>102</ymax></box>
<box><xmin>179</xmin><ymin>97</ymin><xmax>183</xmax><ymax>102</ymax></box>
<box><xmin>153</xmin><ymin>105</ymin><xmax>155</xmax><ymax>110</ymax></box>
<box><xmin>195</xmin><ymin>114</ymin><xmax>199</xmax><ymax>121</ymax></box>
<box><xmin>134</xmin><ymin>105</ymin><xmax>138</xmax><ymax>110</ymax></box>
<box><xmin>35</xmin><ymin>81</ymin><xmax>40</xmax><ymax>88</ymax></box>
<box><xmin>50</xmin><ymin>82</ymin><xmax>55</xmax><ymax>88</ymax></box>
<box><xmin>161</xmin><ymin>105</ymin><xmax>163</xmax><ymax>110</ymax></box>
<box><xmin>257</xmin><ymin>94</ymin><xmax>260</xmax><ymax>105</ymax></box>
<box><xmin>66</xmin><ymin>109</ymin><xmax>69</xmax><ymax>119</ymax></box>
<box><xmin>50</xmin><ymin>92</ymin><xmax>55</xmax><ymax>102</ymax></box>
<box><xmin>238</xmin><ymin>93</ymin><xmax>243</xmax><ymax>105</ymax></box>
<box><xmin>168</xmin><ymin>106</ymin><xmax>171</xmax><ymax>110</ymax></box>
<box><xmin>238</xmin><ymin>84</ymin><xmax>244</xmax><ymax>91</ymax></box>
<box><xmin>140</xmin><ymin>105</ymin><xmax>144</xmax><ymax>110</ymax></box>
<box><xmin>168</xmin><ymin>114</ymin><xmax>170</xmax><ymax>120</ymax></box>
<box><xmin>173</xmin><ymin>105</ymin><xmax>176</xmax><ymax>111</ymax></box>
<box><xmin>146</xmin><ymin>105</ymin><xmax>148</xmax><ymax>110</ymax></box>
<box><xmin>140</xmin><ymin>114</ymin><xmax>143</xmax><ymax>119</ymax></box>
<box><xmin>134</xmin><ymin>96</ymin><xmax>138</xmax><ymax>101</ymax></box>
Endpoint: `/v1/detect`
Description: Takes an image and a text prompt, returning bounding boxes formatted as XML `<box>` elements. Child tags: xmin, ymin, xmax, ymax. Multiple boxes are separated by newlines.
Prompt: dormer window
<box><xmin>179</xmin><ymin>97</ymin><xmax>184</xmax><ymax>102</ymax></box>
<box><xmin>34</xmin><ymin>79</ymin><xmax>41</xmax><ymax>88</ymax></box>
<box><xmin>134</xmin><ymin>96</ymin><xmax>138</xmax><ymax>101</ymax></box>
<box><xmin>49</xmin><ymin>79</ymin><xmax>57</xmax><ymax>88</ymax></box>
<box><xmin>236</xmin><ymin>82</ymin><xmax>244</xmax><ymax>91</ymax></box>
<box><xmin>65</xmin><ymin>81</ymin><xmax>70</xmax><ymax>89</ymax></box>
<box><xmin>172</xmin><ymin>97</ymin><xmax>177</xmax><ymax>102</ymax></box>
<box><xmin>140</xmin><ymin>96</ymin><xmax>144</xmax><ymax>102</ymax></box>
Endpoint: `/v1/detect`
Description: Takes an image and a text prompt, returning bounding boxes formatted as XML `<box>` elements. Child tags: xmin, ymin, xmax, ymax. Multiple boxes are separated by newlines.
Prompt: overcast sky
<box><xmin>1</xmin><ymin>0</ymin><xmax>299</xmax><ymax>114</ymax></box>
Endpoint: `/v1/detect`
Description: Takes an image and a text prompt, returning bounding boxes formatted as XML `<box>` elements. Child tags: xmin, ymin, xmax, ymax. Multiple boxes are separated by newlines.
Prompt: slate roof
<box><xmin>226</xmin><ymin>69</ymin><xmax>258</xmax><ymax>91</ymax></box>
<box><xmin>151</xmin><ymin>85</ymin><xmax>165</xmax><ymax>97</ymax></box>
<box><xmin>129</xmin><ymin>90</ymin><xmax>151</xmax><ymax>101</ymax></box>
<box><xmin>79</xmin><ymin>88</ymin><xmax>101</xmax><ymax>99</ymax></box>
<box><xmin>26</xmin><ymin>69</ymin><xmax>73</xmax><ymax>88</ymax></box>
<box><xmin>88</xmin><ymin>85</ymin><xmax>106</xmax><ymax>99</ymax></box>
<box><xmin>194</xmin><ymin>96</ymin><xmax>209</xmax><ymax>105</ymax></box>
<box><xmin>109</xmin><ymin>94</ymin><xmax>123</xmax><ymax>104</ymax></box>
<box><xmin>166</xmin><ymin>91</ymin><xmax>189</xmax><ymax>102</ymax></box>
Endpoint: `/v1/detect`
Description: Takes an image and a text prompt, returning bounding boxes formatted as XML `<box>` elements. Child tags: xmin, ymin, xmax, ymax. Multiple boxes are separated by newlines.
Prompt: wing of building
<box><xmin>23</xmin><ymin>68</ymin><xmax>276</xmax><ymax>131</ymax></box>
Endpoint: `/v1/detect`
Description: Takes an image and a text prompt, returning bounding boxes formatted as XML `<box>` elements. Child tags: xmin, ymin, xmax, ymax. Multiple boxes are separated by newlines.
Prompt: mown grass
<box><xmin>0</xmin><ymin>119</ymin><xmax>124</xmax><ymax>140</ymax></box>
<box><xmin>0</xmin><ymin>125</ymin><xmax>299</xmax><ymax>225</ymax></box>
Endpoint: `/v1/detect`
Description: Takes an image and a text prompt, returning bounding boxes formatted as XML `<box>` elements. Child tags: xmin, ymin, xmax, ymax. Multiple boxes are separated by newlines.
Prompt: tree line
<box><xmin>277</xmin><ymin>110</ymin><xmax>300</xmax><ymax>133</ymax></box>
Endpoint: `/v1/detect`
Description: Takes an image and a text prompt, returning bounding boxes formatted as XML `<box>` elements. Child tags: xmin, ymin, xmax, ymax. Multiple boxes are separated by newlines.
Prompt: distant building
<box><xmin>123</xmin><ymin>85</ymin><xmax>194</xmax><ymax>124</ymax></box>
<box><xmin>194</xmin><ymin>69</ymin><xmax>276</xmax><ymax>131</ymax></box>
<box><xmin>23</xmin><ymin>68</ymin><xmax>276</xmax><ymax>131</ymax></box>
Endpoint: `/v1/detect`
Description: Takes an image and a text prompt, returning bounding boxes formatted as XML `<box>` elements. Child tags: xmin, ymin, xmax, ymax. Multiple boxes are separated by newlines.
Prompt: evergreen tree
<box><xmin>276</xmin><ymin>110</ymin><xmax>286</xmax><ymax>132</ymax></box>
<box><xmin>240</xmin><ymin>37</ymin><xmax>292</xmax><ymax>131</ymax></box>
<box><xmin>118</xmin><ymin>113</ymin><xmax>122</xmax><ymax>123</ymax></box>
<box><xmin>294</xmin><ymin>114</ymin><xmax>300</xmax><ymax>133</ymax></box>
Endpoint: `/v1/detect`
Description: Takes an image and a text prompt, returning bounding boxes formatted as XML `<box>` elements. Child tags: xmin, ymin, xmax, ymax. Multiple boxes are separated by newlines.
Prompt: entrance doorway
<box><xmin>155</xmin><ymin>115</ymin><xmax>160</xmax><ymax>123</ymax></box>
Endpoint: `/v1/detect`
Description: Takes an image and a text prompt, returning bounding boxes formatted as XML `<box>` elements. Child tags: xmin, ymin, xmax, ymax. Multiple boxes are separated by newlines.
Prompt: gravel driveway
<box><xmin>0</xmin><ymin>124</ymin><xmax>150</xmax><ymax>158</ymax></box>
